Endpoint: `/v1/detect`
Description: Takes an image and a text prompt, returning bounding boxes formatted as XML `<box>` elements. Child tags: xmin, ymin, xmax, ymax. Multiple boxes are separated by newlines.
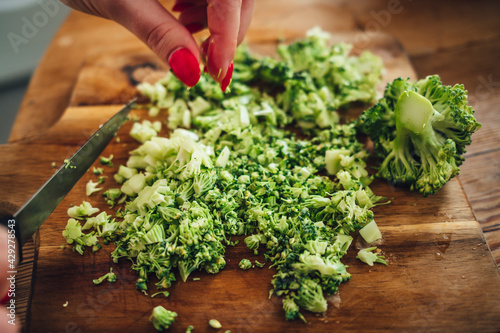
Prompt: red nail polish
<box><xmin>172</xmin><ymin>3</ymin><xmax>193</xmax><ymax>12</ymax></box>
<box><xmin>168</xmin><ymin>48</ymin><xmax>200</xmax><ymax>87</ymax></box>
<box><xmin>221</xmin><ymin>62</ymin><xmax>233</xmax><ymax>92</ymax></box>
<box><xmin>185</xmin><ymin>23</ymin><xmax>204</xmax><ymax>34</ymax></box>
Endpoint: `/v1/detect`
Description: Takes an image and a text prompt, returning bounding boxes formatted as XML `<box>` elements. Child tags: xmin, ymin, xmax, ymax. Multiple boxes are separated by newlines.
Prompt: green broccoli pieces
<box><xmin>149</xmin><ymin>306</ymin><xmax>177</xmax><ymax>331</ymax></box>
<box><xmin>93</xmin><ymin>268</ymin><xmax>117</xmax><ymax>284</ymax></box>
<box><xmin>238</xmin><ymin>259</ymin><xmax>253</xmax><ymax>270</ymax></box>
<box><xmin>357</xmin><ymin>247</ymin><xmax>388</xmax><ymax>266</ymax></box>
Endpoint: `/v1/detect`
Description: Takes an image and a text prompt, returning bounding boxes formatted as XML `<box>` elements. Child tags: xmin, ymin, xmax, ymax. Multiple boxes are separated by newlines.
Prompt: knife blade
<box><xmin>0</xmin><ymin>100</ymin><xmax>135</xmax><ymax>260</ymax></box>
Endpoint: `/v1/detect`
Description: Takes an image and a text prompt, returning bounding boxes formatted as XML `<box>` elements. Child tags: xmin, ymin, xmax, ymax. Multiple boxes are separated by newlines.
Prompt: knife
<box><xmin>0</xmin><ymin>100</ymin><xmax>135</xmax><ymax>261</ymax></box>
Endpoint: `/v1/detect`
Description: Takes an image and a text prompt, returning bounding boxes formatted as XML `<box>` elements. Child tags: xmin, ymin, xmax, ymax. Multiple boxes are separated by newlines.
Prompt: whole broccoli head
<box><xmin>358</xmin><ymin>75</ymin><xmax>480</xmax><ymax>196</ymax></box>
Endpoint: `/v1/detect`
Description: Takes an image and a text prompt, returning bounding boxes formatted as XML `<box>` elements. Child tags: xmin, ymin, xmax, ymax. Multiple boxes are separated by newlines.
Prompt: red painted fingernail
<box><xmin>221</xmin><ymin>62</ymin><xmax>233</xmax><ymax>92</ymax></box>
<box><xmin>168</xmin><ymin>48</ymin><xmax>200</xmax><ymax>87</ymax></box>
<box><xmin>172</xmin><ymin>3</ymin><xmax>193</xmax><ymax>12</ymax></box>
<box><xmin>185</xmin><ymin>22</ymin><xmax>204</xmax><ymax>34</ymax></box>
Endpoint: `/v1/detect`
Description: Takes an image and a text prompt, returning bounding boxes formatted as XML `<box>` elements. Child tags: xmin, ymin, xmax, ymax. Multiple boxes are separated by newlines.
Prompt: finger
<box><xmin>62</xmin><ymin>0</ymin><xmax>201</xmax><ymax>87</ymax></box>
<box><xmin>172</xmin><ymin>0</ymin><xmax>204</xmax><ymax>12</ymax></box>
<box><xmin>206</xmin><ymin>0</ymin><xmax>242</xmax><ymax>84</ymax></box>
<box><xmin>237</xmin><ymin>0</ymin><xmax>255</xmax><ymax>44</ymax></box>
<box><xmin>178</xmin><ymin>5</ymin><xmax>209</xmax><ymax>33</ymax></box>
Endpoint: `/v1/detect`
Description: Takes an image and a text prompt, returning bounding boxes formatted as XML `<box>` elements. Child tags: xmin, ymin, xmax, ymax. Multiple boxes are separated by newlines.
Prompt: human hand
<box><xmin>60</xmin><ymin>0</ymin><xmax>255</xmax><ymax>91</ymax></box>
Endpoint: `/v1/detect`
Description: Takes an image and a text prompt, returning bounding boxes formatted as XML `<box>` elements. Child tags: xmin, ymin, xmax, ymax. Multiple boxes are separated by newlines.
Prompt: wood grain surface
<box><xmin>2</xmin><ymin>0</ymin><xmax>500</xmax><ymax>332</ymax></box>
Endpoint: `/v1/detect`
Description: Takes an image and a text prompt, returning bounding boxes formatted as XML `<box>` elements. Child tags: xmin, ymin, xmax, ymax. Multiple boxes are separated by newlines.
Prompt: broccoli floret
<box><xmin>359</xmin><ymin>75</ymin><xmax>480</xmax><ymax>196</ymax></box>
<box><xmin>239</xmin><ymin>258</ymin><xmax>253</xmax><ymax>270</ymax></box>
<box><xmin>282</xmin><ymin>296</ymin><xmax>306</xmax><ymax>323</ymax></box>
<box><xmin>149</xmin><ymin>306</ymin><xmax>177</xmax><ymax>331</ymax></box>
<box><xmin>357</xmin><ymin>247</ymin><xmax>388</xmax><ymax>266</ymax></box>
<box><xmin>295</xmin><ymin>278</ymin><xmax>327</xmax><ymax>313</ymax></box>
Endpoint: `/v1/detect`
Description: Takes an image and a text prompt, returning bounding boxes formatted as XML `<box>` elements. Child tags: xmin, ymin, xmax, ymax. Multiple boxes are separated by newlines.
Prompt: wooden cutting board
<box><xmin>4</xmin><ymin>33</ymin><xmax>499</xmax><ymax>332</ymax></box>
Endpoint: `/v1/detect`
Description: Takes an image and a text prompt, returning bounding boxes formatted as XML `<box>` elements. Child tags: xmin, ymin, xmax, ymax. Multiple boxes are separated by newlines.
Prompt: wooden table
<box><xmin>3</xmin><ymin>0</ymin><xmax>500</xmax><ymax>331</ymax></box>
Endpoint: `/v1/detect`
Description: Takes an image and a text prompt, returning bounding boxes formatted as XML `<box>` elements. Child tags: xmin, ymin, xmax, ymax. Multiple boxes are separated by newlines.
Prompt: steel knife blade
<box><xmin>0</xmin><ymin>100</ymin><xmax>135</xmax><ymax>260</ymax></box>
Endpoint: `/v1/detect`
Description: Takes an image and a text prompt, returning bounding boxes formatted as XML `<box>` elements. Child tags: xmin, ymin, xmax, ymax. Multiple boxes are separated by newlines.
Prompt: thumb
<box><xmin>105</xmin><ymin>0</ymin><xmax>201</xmax><ymax>87</ymax></box>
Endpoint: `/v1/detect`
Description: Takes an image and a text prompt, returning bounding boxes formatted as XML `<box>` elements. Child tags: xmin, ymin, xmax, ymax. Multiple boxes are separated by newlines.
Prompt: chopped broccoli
<box><xmin>63</xmin><ymin>28</ymin><xmax>479</xmax><ymax>326</ymax></box>
<box><xmin>295</xmin><ymin>278</ymin><xmax>327</xmax><ymax>313</ymax></box>
<box><xmin>130</xmin><ymin>120</ymin><xmax>162</xmax><ymax>143</ymax></box>
<box><xmin>282</xmin><ymin>296</ymin><xmax>306</xmax><ymax>323</ymax></box>
<box><xmin>208</xmin><ymin>319</ymin><xmax>222</xmax><ymax>329</ymax></box>
<box><xmin>62</xmin><ymin>218</ymin><xmax>99</xmax><ymax>255</ymax></box>
<box><xmin>149</xmin><ymin>306</ymin><xmax>177</xmax><ymax>331</ymax></box>
<box><xmin>86</xmin><ymin>180</ymin><xmax>103</xmax><ymax>196</ymax></box>
<box><xmin>359</xmin><ymin>220</ymin><xmax>382</xmax><ymax>243</ymax></box>
<box><xmin>254</xmin><ymin>260</ymin><xmax>265</xmax><ymax>268</ymax></box>
<box><xmin>100</xmin><ymin>154</ymin><xmax>114</xmax><ymax>166</ymax></box>
<box><xmin>239</xmin><ymin>259</ymin><xmax>253</xmax><ymax>270</ymax></box>
<box><xmin>151</xmin><ymin>291</ymin><xmax>170</xmax><ymax>298</ymax></box>
<box><xmin>93</xmin><ymin>268</ymin><xmax>117</xmax><ymax>284</ymax></box>
<box><xmin>67</xmin><ymin>201</ymin><xmax>99</xmax><ymax>219</ymax></box>
<box><xmin>358</xmin><ymin>75</ymin><xmax>481</xmax><ymax>196</ymax></box>
<box><xmin>93</xmin><ymin>167</ymin><xmax>104</xmax><ymax>175</ymax></box>
<box><xmin>357</xmin><ymin>247</ymin><xmax>388</xmax><ymax>266</ymax></box>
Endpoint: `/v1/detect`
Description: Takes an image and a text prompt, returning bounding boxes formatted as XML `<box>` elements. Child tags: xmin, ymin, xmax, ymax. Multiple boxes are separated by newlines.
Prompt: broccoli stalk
<box><xmin>93</xmin><ymin>268</ymin><xmax>117</xmax><ymax>284</ymax></box>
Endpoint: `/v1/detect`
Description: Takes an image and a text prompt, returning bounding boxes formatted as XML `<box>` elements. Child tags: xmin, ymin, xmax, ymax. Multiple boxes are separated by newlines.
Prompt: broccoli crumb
<box><xmin>254</xmin><ymin>260</ymin><xmax>265</xmax><ymax>268</ymax></box>
<box><xmin>208</xmin><ymin>319</ymin><xmax>222</xmax><ymax>329</ymax></box>
<box><xmin>100</xmin><ymin>154</ymin><xmax>114</xmax><ymax>166</ymax></box>
<box><xmin>93</xmin><ymin>167</ymin><xmax>104</xmax><ymax>175</ymax></box>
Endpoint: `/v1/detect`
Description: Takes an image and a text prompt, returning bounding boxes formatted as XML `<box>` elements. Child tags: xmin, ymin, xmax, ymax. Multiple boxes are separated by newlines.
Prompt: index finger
<box><xmin>205</xmin><ymin>0</ymin><xmax>242</xmax><ymax>82</ymax></box>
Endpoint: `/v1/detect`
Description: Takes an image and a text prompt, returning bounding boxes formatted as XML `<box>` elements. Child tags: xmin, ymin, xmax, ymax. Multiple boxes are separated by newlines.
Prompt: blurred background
<box><xmin>0</xmin><ymin>0</ymin><xmax>69</xmax><ymax>143</ymax></box>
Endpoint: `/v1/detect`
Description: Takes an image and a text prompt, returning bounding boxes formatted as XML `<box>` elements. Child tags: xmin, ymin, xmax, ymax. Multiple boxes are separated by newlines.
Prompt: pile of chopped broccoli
<box><xmin>358</xmin><ymin>75</ymin><xmax>481</xmax><ymax>196</ymax></box>
<box><xmin>63</xmin><ymin>27</ymin><xmax>479</xmax><ymax>326</ymax></box>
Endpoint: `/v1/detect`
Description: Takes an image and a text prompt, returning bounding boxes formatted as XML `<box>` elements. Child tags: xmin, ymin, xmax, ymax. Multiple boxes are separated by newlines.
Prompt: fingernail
<box><xmin>168</xmin><ymin>48</ymin><xmax>200</xmax><ymax>87</ymax></box>
<box><xmin>172</xmin><ymin>3</ymin><xmax>193</xmax><ymax>12</ymax></box>
<box><xmin>185</xmin><ymin>23</ymin><xmax>204</xmax><ymax>34</ymax></box>
<box><xmin>221</xmin><ymin>62</ymin><xmax>233</xmax><ymax>92</ymax></box>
